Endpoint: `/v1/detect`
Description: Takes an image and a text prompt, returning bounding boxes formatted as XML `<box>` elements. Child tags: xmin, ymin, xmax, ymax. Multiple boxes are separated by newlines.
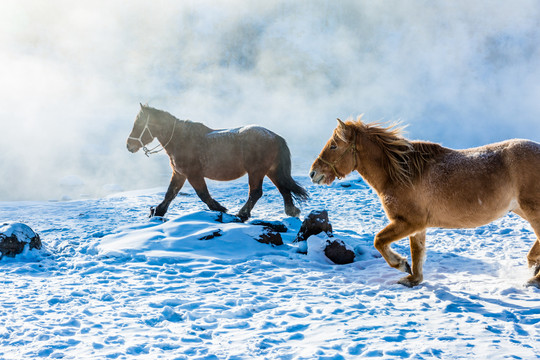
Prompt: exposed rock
<box><xmin>295</xmin><ymin>210</ymin><xmax>333</xmax><ymax>242</ymax></box>
<box><xmin>198</xmin><ymin>229</ymin><xmax>223</xmax><ymax>240</ymax></box>
<box><xmin>0</xmin><ymin>223</ymin><xmax>42</xmax><ymax>259</ymax></box>
<box><xmin>324</xmin><ymin>239</ymin><xmax>355</xmax><ymax>265</ymax></box>
<box><xmin>256</xmin><ymin>227</ymin><xmax>283</xmax><ymax>246</ymax></box>
<box><xmin>250</xmin><ymin>220</ymin><xmax>288</xmax><ymax>233</ymax></box>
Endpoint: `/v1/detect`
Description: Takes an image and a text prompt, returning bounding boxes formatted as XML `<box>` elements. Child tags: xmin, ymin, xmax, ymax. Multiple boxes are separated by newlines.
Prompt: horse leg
<box><xmin>398</xmin><ymin>230</ymin><xmax>427</xmax><ymax>287</ymax></box>
<box><xmin>152</xmin><ymin>172</ymin><xmax>186</xmax><ymax>217</ymax></box>
<box><xmin>374</xmin><ymin>220</ymin><xmax>418</xmax><ymax>277</ymax></box>
<box><xmin>267</xmin><ymin>172</ymin><xmax>300</xmax><ymax>218</ymax></box>
<box><xmin>525</xmin><ymin>221</ymin><xmax>540</xmax><ymax>288</ymax></box>
<box><xmin>513</xmin><ymin>202</ymin><xmax>540</xmax><ymax>288</ymax></box>
<box><xmin>187</xmin><ymin>175</ymin><xmax>227</xmax><ymax>213</ymax></box>
<box><xmin>237</xmin><ymin>175</ymin><xmax>264</xmax><ymax>222</ymax></box>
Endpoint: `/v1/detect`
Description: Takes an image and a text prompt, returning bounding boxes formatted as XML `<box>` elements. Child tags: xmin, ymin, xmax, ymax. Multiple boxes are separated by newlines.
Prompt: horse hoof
<box><xmin>398</xmin><ymin>275</ymin><xmax>422</xmax><ymax>288</ymax></box>
<box><xmin>526</xmin><ymin>277</ymin><xmax>540</xmax><ymax>289</ymax></box>
<box><xmin>215</xmin><ymin>205</ymin><xmax>228</xmax><ymax>213</ymax></box>
<box><xmin>396</xmin><ymin>259</ymin><xmax>412</xmax><ymax>274</ymax></box>
<box><xmin>534</xmin><ymin>264</ymin><xmax>540</xmax><ymax>277</ymax></box>
<box><xmin>149</xmin><ymin>207</ymin><xmax>156</xmax><ymax>218</ymax></box>
<box><xmin>237</xmin><ymin>213</ymin><xmax>250</xmax><ymax>222</ymax></box>
<box><xmin>285</xmin><ymin>206</ymin><xmax>301</xmax><ymax>218</ymax></box>
<box><xmin>404</xmin><ymin>262</ymin><xmax>412</xmax><ymax>275</ymax></box>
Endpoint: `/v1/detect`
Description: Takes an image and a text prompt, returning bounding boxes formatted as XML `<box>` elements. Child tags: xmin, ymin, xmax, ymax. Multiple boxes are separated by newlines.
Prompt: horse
<box><xmin>127</xmin><ymin>104</ymin><xmax>308</xmax><ymax>221</ymax></box>
<box><xmin>310</xmin><ymin>117</ymin><xmax>540</xmax><ymax>288</ymax></box>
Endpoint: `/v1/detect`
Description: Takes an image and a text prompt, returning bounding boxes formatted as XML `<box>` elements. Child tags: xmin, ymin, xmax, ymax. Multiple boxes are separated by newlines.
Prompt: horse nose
<box><xmin>127</xmin><ymin>142</ymin><xmax>137</xmax><ymax>153</ymax></box>
<box><xmin>309</xmin><ymin>170</ymin><xmax>316</xmax><ymax>179</ymax></box>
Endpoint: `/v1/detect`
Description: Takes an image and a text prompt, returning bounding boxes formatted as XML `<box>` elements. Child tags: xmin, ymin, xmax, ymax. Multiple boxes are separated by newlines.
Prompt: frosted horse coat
<box><xmin>127</xmin><ymin>105</ymin><xmax>308</xmax><ymax>221</ymax></box>
<box><xmin>310</xmin><ymin>117</ymin><xmax>540</xmax><ymax>287</ymax></box>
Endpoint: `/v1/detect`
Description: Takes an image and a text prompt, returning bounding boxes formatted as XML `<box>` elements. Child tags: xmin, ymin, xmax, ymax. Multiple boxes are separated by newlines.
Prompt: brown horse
<box><xmin>127</xmin><ymin>104</ymin><xmax>308</xmax><ymax>221</ymax></box>
<box><xmin>310</xmin><ymin>117</ymin><xmax>540</xmax><ymax>288</ymax></box>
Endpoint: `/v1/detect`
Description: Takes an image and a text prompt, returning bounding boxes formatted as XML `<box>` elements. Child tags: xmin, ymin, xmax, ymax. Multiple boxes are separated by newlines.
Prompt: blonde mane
<box><xmin>347</xmin><ymin>118</ymin><xmax>446</xmax><ymax>186</ymax></box>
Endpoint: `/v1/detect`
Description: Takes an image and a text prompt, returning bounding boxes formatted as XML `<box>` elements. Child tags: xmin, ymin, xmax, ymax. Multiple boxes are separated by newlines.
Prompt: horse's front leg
<box><xmin>151</xmin><ymin>172</ymin><xmax>186</xmax><ymax>217</ymax></box>
<box><xmin>398</xmin><ymin>230</ymin><xmax>427</xmax><ymax>288</ymax></box>
<box><xmin>187</xmin><ymin>175</ymin><xmax>227</xmax><ymax>213</ymax></box>
<box><xmin>237</xmin><ymin>175</ymin><xmax>263</xmax><ymax>222</ymax></box>
<box><xmin>374</xmin><ymin>220</ymin><xmax>418</xmax><ymax>279</ymax></box>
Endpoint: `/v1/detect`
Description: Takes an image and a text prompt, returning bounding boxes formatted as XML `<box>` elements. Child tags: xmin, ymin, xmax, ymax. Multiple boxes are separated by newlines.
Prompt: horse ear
<box><xmin>336</xmin><ymin>118</ymin><xmax>352</xmax><ymax>141</ymax></box>
<box><xmin>140</xmin><ymin>103</ymin><xmax>144</xmax><ymax>109</ymax></box>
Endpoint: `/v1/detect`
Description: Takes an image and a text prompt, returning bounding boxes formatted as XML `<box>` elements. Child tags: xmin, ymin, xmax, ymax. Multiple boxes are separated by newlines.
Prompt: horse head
<box><xmin>310</xmin><ymin>118</ymin><xmax>359</xmax><ymax>185</ymax></box>
<box><xmin>127</xmin><ymin>103</ymin><xmax>155</xmax><ymax>153</ymax></box>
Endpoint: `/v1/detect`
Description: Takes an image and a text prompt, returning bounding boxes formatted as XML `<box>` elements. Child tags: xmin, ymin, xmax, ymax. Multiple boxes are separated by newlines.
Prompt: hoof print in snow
<box><xmin>295</xmin><ymin>210</ymin><xmax>333</xmax><ymax>242</ymax></box>
<box><xmin>250</xmin><ymin>220</ymin><xmax>288</xmax><ymax>233</ymax></box>
<box><xmin>0</xmin><ymin>223</ymin><xmax>42</xmax><ymax>259</ymax></box>
<box><xmin>198</xmin><ymin>229</ymin><xmax>223</xmax><ymax>240</ymax></box>
<box><xmin>324</xmin><ymin>239</ymin><xmax>355</xmax><ymax>265</ymax></box>
<box><xmin>256</xmin><ymin>227</ymin><xmax>283</xmax><ymax>246</ymax></box>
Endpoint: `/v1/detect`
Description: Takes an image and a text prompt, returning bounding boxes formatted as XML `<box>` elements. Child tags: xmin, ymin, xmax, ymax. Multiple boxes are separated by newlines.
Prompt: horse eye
<box><xmin>330</xmin><ymin>144</ymin><xmax>337</xmax><ymax>150</ymax></box>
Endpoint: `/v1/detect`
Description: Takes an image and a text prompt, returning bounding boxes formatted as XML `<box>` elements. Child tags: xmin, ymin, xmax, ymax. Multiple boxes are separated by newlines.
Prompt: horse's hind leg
<box><xmin>237</xmin><ymin>174</ymin><xmax>264</xmax><ymax>222</ymax></box>
<box><xmin>398</xmin><ymin>230</ymin><xmax>426</xmax><ymax>287</ymax></box>
<box><xmin>152</xmin><ymin>172</ymin><xmax>186</xmax><ymax>217</ymax></box>
<box><xmin>514</xmin><ymin>201</ymin><xmax>540</xmax><ymax>288</ymax></box>
<box><xmin>524</xmin><ymin>219</ymin><xmax>540</xmax><ymax>287</ymax></box>
<box><xmin>528</xmin><ymin>240</ymin><xmax>540</xmax><ymax>274</ymax></box>
<box><xmin>267</xmin><ymin>172</ymin><xmax>300</xmax><ymax>218</ymax></box>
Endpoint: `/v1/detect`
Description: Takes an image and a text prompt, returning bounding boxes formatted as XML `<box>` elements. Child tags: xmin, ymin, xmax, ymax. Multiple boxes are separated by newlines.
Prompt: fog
<box><xmin>2</xmin><ymin>0</ymin><xmax>540</xmax><ymax>200</ymax></box>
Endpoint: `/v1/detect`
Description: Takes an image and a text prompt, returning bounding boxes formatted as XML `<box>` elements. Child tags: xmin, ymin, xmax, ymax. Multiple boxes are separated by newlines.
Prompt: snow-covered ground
<box><xmin>1</xmin><ymin>174</ymin><xmax>539</xmax><ymax>359</ymax></box>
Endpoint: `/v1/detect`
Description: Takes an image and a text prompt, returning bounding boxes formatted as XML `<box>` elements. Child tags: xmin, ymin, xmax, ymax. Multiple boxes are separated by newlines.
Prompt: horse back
<box><xmin>416</xmin><ymin>139</ymin><xmax>539</xmax><ymax>228</ymax></box>
<box><xmin>199</xmin><ymin>125</ymin><xmax>282</xmax><ymax>180</ymax></box>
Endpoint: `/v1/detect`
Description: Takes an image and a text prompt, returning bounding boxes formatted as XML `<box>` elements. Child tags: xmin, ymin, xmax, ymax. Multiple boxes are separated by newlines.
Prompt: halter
<box><xmin>317</xmin><ymin>130</ymin><xmax>357</xmax><ymax>180</ymax></box>
<box><xmin>128</xmin><ymin>113</ymin><xmax>177</xmax><ymax>157</ymax></box>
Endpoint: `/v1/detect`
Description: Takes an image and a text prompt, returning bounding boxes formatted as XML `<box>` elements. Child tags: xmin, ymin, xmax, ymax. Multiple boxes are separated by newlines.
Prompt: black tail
<box><xmin>275</xmin><ymin>136</ymin><xmax>309</xmax><ymax>202</ymax></box>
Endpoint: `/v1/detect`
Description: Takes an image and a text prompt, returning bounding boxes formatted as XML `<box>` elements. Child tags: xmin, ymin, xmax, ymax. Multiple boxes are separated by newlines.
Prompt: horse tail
<box><xmin>274</xmin><ymin>136</ymin><xmax>309</xmax><ymax>202</ymax></box>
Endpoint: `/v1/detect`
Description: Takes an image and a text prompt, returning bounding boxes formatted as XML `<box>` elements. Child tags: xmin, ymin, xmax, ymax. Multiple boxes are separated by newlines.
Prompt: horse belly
<box><xmin>434</xmin><ymin>197</ymin><xmax>516</xmax><ymax>228</ymax></box>
<box><xmin>202</xmin><ymin>143</ymin><xmax>246</xmax><ymax>181</ymax></box>
<box><xmin>425</xmin><ymin>157</ymin><xmax>517</xmax><ymax>228</ymax></box>
<box><xmin>427</xmin><ymin>181</ymin><xmax>517</xmax><ymax>228</ymax></box>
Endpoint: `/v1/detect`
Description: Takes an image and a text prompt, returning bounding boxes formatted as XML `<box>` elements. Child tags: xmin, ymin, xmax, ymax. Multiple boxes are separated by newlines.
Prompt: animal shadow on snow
<box><xmin>425</xmin><ymin>249</ymin><xmax>498</xmax><ymax>276</ymax></box>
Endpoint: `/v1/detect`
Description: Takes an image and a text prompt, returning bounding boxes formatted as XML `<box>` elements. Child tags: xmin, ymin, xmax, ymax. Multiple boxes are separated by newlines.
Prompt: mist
<box><xmin>2</xmin><ymin>0</ymin><xmax>540</xmax><ymax>201</ymax></box>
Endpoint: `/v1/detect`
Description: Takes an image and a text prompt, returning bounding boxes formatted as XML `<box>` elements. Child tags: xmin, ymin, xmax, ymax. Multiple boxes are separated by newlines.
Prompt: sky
<box><xmin>1</xmin><ymin>0</ymin><xmax>540</xmax><ymax>200</ymax></box>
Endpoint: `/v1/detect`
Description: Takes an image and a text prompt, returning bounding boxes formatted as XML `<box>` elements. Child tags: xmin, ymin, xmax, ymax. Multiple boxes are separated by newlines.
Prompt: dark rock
<box><xmin>256</xmin><ymin>227</ymin><xmax>283</xmax><ymax>246</ymax></box>
<box><xmin>0</xmin><ymin>223</ymin><xmax>42</xmax><ymax>259</ymax></box>
<box><xmin>250</xmin><ymin>220</ymin><xmax>288</xmax><ymax>233</ymax></box>
<box><xmin>198</xmin><ymin>229</ymin><xmax>223</xmax><ymax>240</ymax></box>
<box><xmin>295</xmin><ymin>210</ymin><xmax>333</xmax><ymax>242</ymax></box>
<box><xmin>324</xmin><ymin>239</ymin><xmax>355</xmax><ymax>264</ymax></box>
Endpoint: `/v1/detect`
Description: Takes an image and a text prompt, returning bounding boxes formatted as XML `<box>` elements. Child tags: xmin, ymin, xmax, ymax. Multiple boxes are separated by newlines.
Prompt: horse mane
<box><xmin>143</xmin><ymin>105</ymin><xmax>210</xmax><ymax>134</ymax></box>
<box><xmin>347</xmin><ymin>117</ymin><xmax>447</xmax><ymax>186</ymax></box>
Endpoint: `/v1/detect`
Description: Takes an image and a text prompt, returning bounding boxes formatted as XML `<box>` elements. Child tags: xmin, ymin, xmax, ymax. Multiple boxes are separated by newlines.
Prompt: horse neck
<box><xmin>149</xmin><ymin>111</ymin><xmax>178</xmax><ymax>146</ymax></box>
<box><xmin>354</xmin><ymin>135</ymin><xmax>392</xmax><ymax>193</ymax></box>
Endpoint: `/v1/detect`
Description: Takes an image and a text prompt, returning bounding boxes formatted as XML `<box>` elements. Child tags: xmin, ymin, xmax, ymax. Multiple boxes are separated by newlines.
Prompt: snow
<box><xmin>1</xmin><ymin>174</ymin><xmax>540</xmax><ymax>359</ymax></box>
<box><xmin>0</xmin><ymin>223</ymin><xmax>37</xmax><ymax>241</ymax></box>
<box><xmin>208</xmin><ymin>125</ymin><xmax>274</xmax><ymax>139</ymax></box>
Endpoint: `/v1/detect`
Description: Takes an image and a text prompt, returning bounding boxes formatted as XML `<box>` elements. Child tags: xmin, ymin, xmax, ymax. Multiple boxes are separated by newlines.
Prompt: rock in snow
<box><xmin>0</xmin><ymin>222</ymin><xmax>42</xmax><ymax>259</ymax></box>
<box><xmin>324</xmin><ymin>238</ymin><xmax>355</xmax><ymax>264</ymax></box>
<box><xmin>256</xmin><ymin>227</ymin><xmax>283</xmax><ymax>246</ymax></box>
<box><xmin>295</xmin><ymin>210</ymin><xmax>333</xmax><ymax>242</ymax></box>
<box><xmin>294</xmin><ymin>210</ymin><xmax>355</xmax><ymax>264</ymax></box>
